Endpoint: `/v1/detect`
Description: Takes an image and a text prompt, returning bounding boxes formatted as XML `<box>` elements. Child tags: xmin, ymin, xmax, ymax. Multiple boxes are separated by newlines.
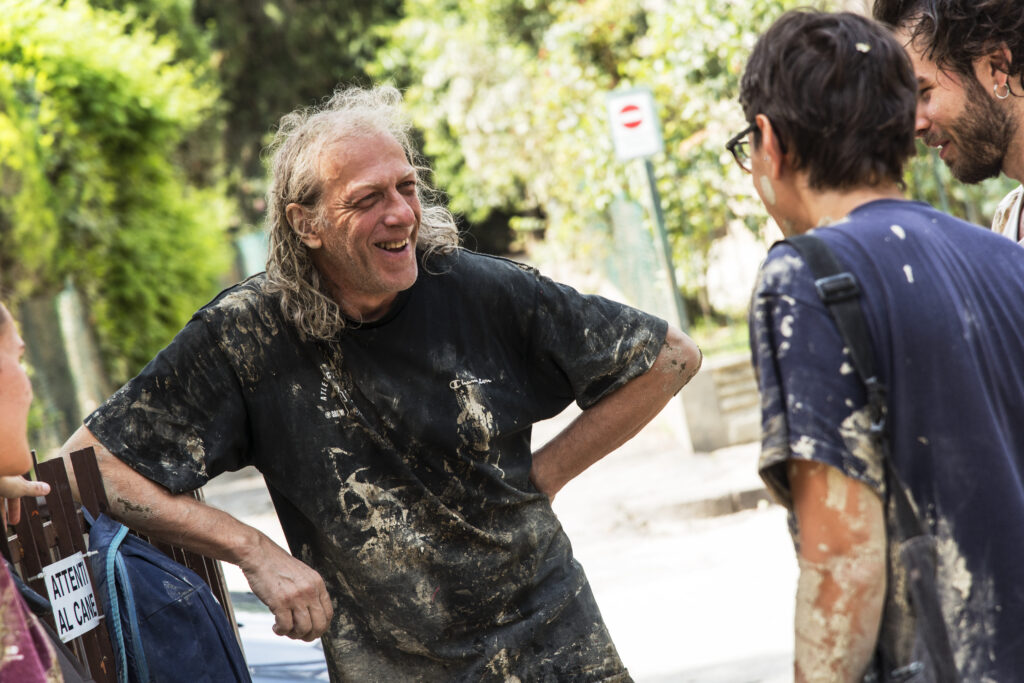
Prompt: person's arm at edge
<box><xmin>789</xmin><ymin>459</ymin><xmax>886</xmax><ymax>683</ymax></box>
<box><xmin>529</xmin><ymin>324</ymin><xmax>701</xmax><ymax>500</ymax></box>
<box><xmin>58</xmin><ymin>424</ymin><xmax>333</xmax><ymax>642</ymax></box>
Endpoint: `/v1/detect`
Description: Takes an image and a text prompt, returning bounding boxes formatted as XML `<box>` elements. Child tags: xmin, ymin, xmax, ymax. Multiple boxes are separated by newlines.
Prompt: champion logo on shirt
<box><xmin>449</xmin><ymin>377</ymin><xmax>493</xmax><ymax>390</ymax></box>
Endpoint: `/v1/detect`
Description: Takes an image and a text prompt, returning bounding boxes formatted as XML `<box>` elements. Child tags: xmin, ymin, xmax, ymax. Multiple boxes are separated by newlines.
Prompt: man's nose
<box><xmin>382</xmin><ymin>190</ymin><xmax>417</xmax><ymax>226</ymax></box>
<box><xmin>914</xmin><ymin>101</ymin><xmax>930</xmax><ymax>137</ymax></box>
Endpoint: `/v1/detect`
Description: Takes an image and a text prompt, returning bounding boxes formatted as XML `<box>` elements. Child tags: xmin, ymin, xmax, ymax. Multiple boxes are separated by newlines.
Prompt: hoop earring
<box><xmin>995</xmin><ymin>82</ymin><xmax>1011</xmax><ymax>100</ymax></box>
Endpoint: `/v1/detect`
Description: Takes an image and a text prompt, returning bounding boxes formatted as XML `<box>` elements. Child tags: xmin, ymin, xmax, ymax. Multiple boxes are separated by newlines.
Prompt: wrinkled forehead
<box><xmin>317</xmin><ymin>130</ymin><xmax>415</xmax><ymax>184</ymax></box>
<box><xmin>300</xmin><ymin>109</ymin><xmax>405</xmax><ymax>174</ymax></box>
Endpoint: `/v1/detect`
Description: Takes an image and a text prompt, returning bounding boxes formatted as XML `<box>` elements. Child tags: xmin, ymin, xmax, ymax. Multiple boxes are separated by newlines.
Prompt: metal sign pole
<box><xmin>643</xmin><ymin>158</ymin><xmax>689</xmax><ymax>332</ymax></box>
<box><xmin>606</xmin><ymin>86</ymin><xmax>695</xmax><ymax>455</ymax></box>
<box><xmin>606</xmin><ymin>87</ymin><xmax>688</xmax><ymax>331</ymax></box>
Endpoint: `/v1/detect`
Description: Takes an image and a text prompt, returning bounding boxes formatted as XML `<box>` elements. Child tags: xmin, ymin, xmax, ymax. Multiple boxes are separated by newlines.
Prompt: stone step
<box><xmin>685</xmin><ymin>353</ymin><xmax>762</xmax><ymax>452</ymax></box>
<box><xmin>720</xmin><ymin>392</ymin><xmax>760</xmax><ymax>414</ymax></box>
<box><xmin>712</xmin><ymin>362</ymin><xmax>756</xmax><ymax>385</ymax></box>
<box><xmin>717</xmin><ymin>377</ymin><xmax>758</xmax><ymax>399</ymax></box>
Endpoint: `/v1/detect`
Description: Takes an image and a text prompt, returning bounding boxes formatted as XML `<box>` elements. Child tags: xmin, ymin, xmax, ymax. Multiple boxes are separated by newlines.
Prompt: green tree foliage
<box><xmin>374</xmin><ymin>0</ymin><xmax>805</xmax><ymax>308</ymax></box>
<box><xmin>90</xmin><ymin>0</ymin><xmax>405</xmax><ymax>228</ymax></box>
<box><xmin>375</xmin><ymin>0</ymin><xmax>1017</xmax><ymax>318</ymax></box>
<box><xmin>0</xmin><ymin>0</ymin><xmax>231</xmax><ymax>382</ymax></box>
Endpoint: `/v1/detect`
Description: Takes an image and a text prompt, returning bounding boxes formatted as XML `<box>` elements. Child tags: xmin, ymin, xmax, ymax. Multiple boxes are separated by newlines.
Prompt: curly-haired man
<box><xmin>874</xmin><ymin>0</ymin><xmax>1024</xmax><ymax>242</ymax></box>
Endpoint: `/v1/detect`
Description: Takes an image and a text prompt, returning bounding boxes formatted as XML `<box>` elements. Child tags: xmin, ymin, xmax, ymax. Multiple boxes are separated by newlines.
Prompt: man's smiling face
<box><xmin>307</xmin><ymin>130</ymin><xmax>422</xmax><ymax>321</ymax></box>
<box><xmin>900</xmin><ymin>29</ymin><xmax>1014</xmax><ymax>184</ymax></box>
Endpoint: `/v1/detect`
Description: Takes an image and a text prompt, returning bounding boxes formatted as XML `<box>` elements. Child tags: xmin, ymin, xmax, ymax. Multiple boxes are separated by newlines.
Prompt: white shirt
<box><xmin>991</xmin><ymin>184</ymin><xmax>1024</xmax><ymax>244</ymax></box>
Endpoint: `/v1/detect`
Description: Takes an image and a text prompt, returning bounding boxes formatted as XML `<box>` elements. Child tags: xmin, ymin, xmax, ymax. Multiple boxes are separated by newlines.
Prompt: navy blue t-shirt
<box><xmin>751</xmin><ymin>199</ymin><xmax>1024</xmax><ymax>680</ymax></box>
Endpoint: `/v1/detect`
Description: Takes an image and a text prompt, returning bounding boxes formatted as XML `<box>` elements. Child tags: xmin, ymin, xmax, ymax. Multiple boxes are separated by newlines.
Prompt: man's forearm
<box><xmin>795</xmin><ymin>551</ymin><xmax>886</xmax><ymax>682</ymax></box>
<box><xmin>790</xmin><ymin>460</ymin><xmax>887</xmax><ymax>682</ymax></box>
<box><xmin>530</xmin><ymin>325</ymin><xmax>701</xmax><ymax>499</ymax></box>
<box><xmin>59</xmin><ymin>425</ymin><xmax>334</xmax><ymax>640</ymax></box>
<box><xmin>60</xmin><ymin>425</ymin><xmax>259</xmax><ymax>563</ymax></box>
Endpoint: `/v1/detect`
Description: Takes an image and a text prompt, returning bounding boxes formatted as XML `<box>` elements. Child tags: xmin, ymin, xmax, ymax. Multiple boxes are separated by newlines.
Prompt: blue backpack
<box><xmin>86</xmin><ymin>511</ymin><xmax>252</xmax><ymax>683</ymax></box>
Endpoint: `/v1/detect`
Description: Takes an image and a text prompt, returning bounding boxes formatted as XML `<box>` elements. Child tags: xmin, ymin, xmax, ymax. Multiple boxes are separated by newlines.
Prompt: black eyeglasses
<box><xmin>726</xmin><ymin>123</ymin><xmax>757</xmax><ymax>173</ymax></box>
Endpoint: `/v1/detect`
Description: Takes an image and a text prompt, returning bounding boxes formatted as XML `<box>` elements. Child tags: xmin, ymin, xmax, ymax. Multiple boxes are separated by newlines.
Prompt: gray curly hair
<box><xmin>264</xmin><ymin>84</ymin><xmax>459</xmax><ymax>340</ymax></box>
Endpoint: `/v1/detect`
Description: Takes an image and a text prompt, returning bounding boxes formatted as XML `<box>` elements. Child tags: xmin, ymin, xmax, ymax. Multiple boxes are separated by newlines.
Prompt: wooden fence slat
<box><xmin>14</xmin><ymin>495</ymin><xmax>50</xmax><ymax>606</ymax></box>
<box><xmin>17</xmin><ymin>495</ymin><xmax>58</xmax><ymax>649</ymax></box>
<box><xmin>36</xmin><ymin>458</ymin><xmax>117</xmax><ymax>682</ymax></box>
<box><xmin>7</xmin><ymin>446</ymin><xmax>245</xmax><ymax>681</ymax></box>
<box><xmin>70</xmin><ymin>448</ymin><xmax>109</xmax><ymax>519</ymax></box>
<box><xmin>37</xmin><ymin>461</ymin><xmax>77</xmax><ymax>557</ymax></box>
<box><xmin>0</xmin><ymin>521</ymin><xmax>16</xmax><ymax>568</ymax></box>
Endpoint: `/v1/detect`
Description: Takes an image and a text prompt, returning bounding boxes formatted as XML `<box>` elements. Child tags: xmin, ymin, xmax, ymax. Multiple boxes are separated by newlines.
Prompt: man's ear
<box><xmin>975</xmin><ymin>43</ymin><xmax>1014</xmax><ymax>94</ymax></box>
<box><xmin>285</xmin><ymin>203</ymin><xmax>322</xmax><ymax>249</ymax></box>
<box><xmin>754</xmin><ymin>113</ymin><xmax>786</xmax><ymax>178</ymax></box>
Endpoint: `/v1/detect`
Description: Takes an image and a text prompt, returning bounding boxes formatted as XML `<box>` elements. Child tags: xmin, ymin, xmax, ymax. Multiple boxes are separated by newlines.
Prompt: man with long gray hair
<box><xmin>59</xmin><ymin>85</ymin><xmax>701</xmax><ymax>680</ymax></box>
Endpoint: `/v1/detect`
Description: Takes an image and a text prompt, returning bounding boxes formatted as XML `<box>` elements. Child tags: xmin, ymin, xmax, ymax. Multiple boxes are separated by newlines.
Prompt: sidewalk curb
<box><xmin>672</xmin><ymin>486</ymin><xmax>776</xmax><ymax>519</ymax></box>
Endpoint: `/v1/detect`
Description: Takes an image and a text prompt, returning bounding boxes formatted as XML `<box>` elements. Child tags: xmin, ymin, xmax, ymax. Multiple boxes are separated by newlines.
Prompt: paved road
<box><xmin>544</xmin><ymin>409</ymin><xmax>795</xmax><ymax>682</ymax></box>
<box><xmin>205</xmin><ymin>404</ymin><xmax>797</xmax><ymax>682</ymax></box>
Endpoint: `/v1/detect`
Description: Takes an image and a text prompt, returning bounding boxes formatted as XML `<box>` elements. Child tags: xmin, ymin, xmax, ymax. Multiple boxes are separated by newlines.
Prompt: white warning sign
<box><xmin>606</xmin><ymin>87</ymin><xmax>664</xmax><ymax>161</ymax></box>
<box><xmin>42</xmin><ymin>552</ymin><xmax>101</xmax><ymax>642</ymax></box>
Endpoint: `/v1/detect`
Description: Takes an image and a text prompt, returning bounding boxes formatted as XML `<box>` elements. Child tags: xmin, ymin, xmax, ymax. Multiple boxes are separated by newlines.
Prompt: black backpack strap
<box><xmin>784</xmin><ymin>234</ymin><xmax>886</xmax><ymax>434</ymax></box>
<box><xmin>781</xmin><ymin>233</ymin><xmax>921</xmax><ymax>540</ymax></box>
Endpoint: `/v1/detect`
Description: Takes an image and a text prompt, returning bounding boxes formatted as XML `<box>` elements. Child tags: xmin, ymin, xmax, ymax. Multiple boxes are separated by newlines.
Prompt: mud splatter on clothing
<box><xmin>86</xmin><ymin>249</ymin><xmax>666</xmax><ymax>681</ymax></box>
<box><xmin>750</xmin><ymin>199</ymin><xmax>1024</xmax><ymax>680</ymax></box>
<box><xmin>0</xmin><ymin>562</ymin><xmax>60</xmax><ymax>682</ymax></box>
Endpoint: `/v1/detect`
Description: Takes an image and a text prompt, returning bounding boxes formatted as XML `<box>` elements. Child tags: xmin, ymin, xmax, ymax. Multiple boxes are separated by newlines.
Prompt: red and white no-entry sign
<box><xmin>606</xmin><ymin>88</ymin><xmax>663</xmax><ymax>161</ymax></box>
<box><xmin>619</xmin><ymin>104</ymin><xmax>643</xmax><ymax>128</ymax></box>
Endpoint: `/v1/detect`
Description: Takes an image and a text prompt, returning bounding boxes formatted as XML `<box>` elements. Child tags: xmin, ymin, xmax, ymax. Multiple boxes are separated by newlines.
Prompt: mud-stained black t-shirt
<box><xmin>86</xmin><ymin>249</ymin><xmax>667</xmax><ymax>682</ymax></box>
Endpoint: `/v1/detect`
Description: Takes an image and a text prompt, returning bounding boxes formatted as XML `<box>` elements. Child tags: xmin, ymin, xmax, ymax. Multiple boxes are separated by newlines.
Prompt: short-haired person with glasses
<box><xmin>733</xmin><ymin>9</ymin><xmax>1024</xmax><ymax>682</ymax></box>
<box><xmin>873</xmin><ymin>0</ymin><xmax>1024</xmax><ymax>243</ymax></box>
